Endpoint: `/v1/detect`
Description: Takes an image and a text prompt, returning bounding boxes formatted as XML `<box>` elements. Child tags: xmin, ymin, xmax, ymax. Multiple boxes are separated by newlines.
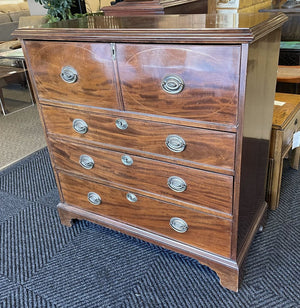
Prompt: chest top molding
<box><xmin>14</xmin><ymin>12</ymin><xmax>287</xmax><ymax>44</ymax></box>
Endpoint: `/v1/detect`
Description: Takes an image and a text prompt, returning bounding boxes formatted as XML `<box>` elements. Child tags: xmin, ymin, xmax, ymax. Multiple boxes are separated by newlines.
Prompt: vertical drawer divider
<box><xmin>111</xmin><ymin>43</ymin><xmax>125</xmax><ymax>111</ymax></box>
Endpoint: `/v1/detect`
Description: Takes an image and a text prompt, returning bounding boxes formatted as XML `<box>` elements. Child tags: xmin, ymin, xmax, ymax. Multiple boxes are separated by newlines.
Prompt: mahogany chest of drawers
<box><xmin>15</xmin><ymin>13</ymin><xmax>287</xmax><ymax>291</ymax></box>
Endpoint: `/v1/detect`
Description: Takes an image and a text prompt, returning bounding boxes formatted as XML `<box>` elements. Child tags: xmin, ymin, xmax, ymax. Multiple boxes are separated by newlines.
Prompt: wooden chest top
<box><xmin>14</xmin><ymin>12</ymin><xmax>287</xmax><ymax>44</ymax></box>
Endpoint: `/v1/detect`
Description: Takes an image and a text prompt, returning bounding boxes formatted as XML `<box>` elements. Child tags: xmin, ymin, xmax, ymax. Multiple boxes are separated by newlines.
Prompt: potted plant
<box><xmin>34</xmin><ymin>0</ymin><xmax>80</xmax><ymax>23</ymax></box>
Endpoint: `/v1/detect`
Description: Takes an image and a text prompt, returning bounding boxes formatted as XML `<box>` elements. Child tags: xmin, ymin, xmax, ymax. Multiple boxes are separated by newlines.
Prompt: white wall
<box><xmin>85</xmin><ymin>0</ymin><xmax>110</xmax><ymax>10</ymax></box>
<box><xmin>0</xmin><ymin>0</ymin><xmax>25</xmax><ymax>3</ymax></box>
<box><xmin>27</xmin><ymin>0</ymin><xmax>47</xmax><ymax>15</ymax></box>
<box><xmin>85</xmin><ymin>0</ymin><xmax>100</xmax><ymax>12</ymax></box>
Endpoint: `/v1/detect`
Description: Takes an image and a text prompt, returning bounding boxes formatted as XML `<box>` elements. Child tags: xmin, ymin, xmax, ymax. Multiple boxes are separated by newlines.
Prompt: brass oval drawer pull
<box><xmin>116</xmin><ymin>118</ymin><xmax>128</xmax><ymax>130</ymax></box>
<box><xmin>165</xmin><ymin>135</ymin><xmax>186</xmax><ymax>153</ymax></box>
<box><xmin>87</xmin><ymin>192</ymin><xmax>101</xmax><ymax>205</ymax></box>
<box><xmin>61</xmin><ymin>66</ymin><xmax>78</xmax><ymax>83</ymax></box>
<box><xmin>170</xmin><ymin>217</ymin><xmax>188</xmax><ymax>233</ymax></box>
<box><xmin>167</xmin><ymin>176</ymin><xmax>187</xmax><ymax>192</ymax></box>
<box><xmin>161</xmin><ymin>74</ymin><xmax>184</xmax><ymax>94</ymax></box>
<box><xmin>121</xmin><ymin>155</ymin><xmax>133</xmax><ymax>166</ymax></box>
<box><xmin>79</xmin><ymin>154</ymin><xmax>94</xmax><ymax>170</ymax></box>
<box><xmin>126</xmin><ymin>192</ymin><xmax>138</xmax><ymax>203</ymax></box>
<box><xmin>73</xmin><ymin>119</ymin><xmax>88</xmax><ymax>134</ymax></box>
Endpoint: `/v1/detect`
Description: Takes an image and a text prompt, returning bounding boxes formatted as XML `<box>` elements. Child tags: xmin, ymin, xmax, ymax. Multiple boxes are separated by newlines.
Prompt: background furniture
<box><xmin>268</xmin><ymin>92</ymin><xmax>300</xmax><ymax>210</ymax></box>
<box><xmin>16</xmin><ymin>12</ymin><xmax>286</xmax><ymax>292</ymax></box>
<box><xmin>0</xmin><ymin>48</ymin><xmax>34</xmax><ymax>115</ymax></box>
<box><xmin>0</xmin><ymin>65</ymin><xmax>26</xmax><ymax>115</ymax></box>
<box><xmin>279</xmin><ymin>41</ymin><xmax>300</xmax><ymax>66</ymax></box>
<box><xmin>260</xmin><ymin>4</ymin><xmax>300</xmax><ymax>94</ymax></box>
<box><xmin>281</xmin><ymin>0</ymin><xmax>300</xmax><ymax>9</ymax></box>
<box><xmin>277</xmin><ymin>65</ymin><xmax>300</xmax><ymax>94</ymax></box>
<box><xmin>260</xmin><ymin>4</ymin><xmax>300</xmax><ymax>86</ymax></box>
<box><xmin>102</xmin><ymin>0</ymin><xmax>207</xmax><ymax>16</ymax></box>
<box><xmin>260</xmin><ymin>3</ymin><xmax>300</xmax><ymax>61</ymax></box>
<box><xmin>0</xmin><ymin>2</ymin><xmax>30</xmax><ymax>42</ymax></box>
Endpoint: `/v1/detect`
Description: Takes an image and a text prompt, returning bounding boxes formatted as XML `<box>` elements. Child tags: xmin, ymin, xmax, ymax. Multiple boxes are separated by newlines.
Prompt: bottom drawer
<box><xmin>59</xmin><ymin>172</ymin><xmax>232</xmax><ymax>258</ymax></box>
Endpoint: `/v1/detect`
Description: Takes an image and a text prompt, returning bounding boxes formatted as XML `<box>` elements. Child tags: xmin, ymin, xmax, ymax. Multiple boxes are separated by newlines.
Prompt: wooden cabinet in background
<box><xmin>101</xmin><ymin>0</ymin><xmax>208</xmax><ymax>16</ymax></box>
<box><xmin>15</xmin><ymin>12</ymin><xmax>287</xmax><ymax>291</ymax></box>
<box><xmin>268</xmin><ymin>92</ymin><xmax>300</xmax><ymax>210</ymax></box>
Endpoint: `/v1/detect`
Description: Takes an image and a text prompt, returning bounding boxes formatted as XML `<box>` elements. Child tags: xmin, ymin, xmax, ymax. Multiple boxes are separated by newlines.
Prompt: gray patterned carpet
<box><xmin>0</xmin><ymin>147</ymin><xmax>299</xmax><ymax>307</ymax></box>
<box><xmin>0</xmin><ymin>104</ymin><xmax>46</xmax><ymax>170</ymax></box>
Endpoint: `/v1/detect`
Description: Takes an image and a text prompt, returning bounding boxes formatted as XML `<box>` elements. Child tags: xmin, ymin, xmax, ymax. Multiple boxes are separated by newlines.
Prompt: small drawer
<box><xmin>116</xmin><ymin>44</ymin><xmax>240</xmax><ymax>125</ymax></box>
<box><xmin>50</xmin><ymin>140</ymin><xmax>233</xmax><ymax>214</ymax></box>
<box><xmin>41</xmin><ymin>105</ymin><xmax>236</xmax><ymax>173</ymax></box>
<box><xmin>59</xmin><ymin>172</ymin><xmax>232</xmax><ymax>258</ymax></box>
<box><xmin>282</xmin><ymin>109</ymin><xmax>300</xmax><ymax>150</ymax></box>
<box><xmin>24</xmin><ymin>41</ymin><xmax>119</xmax><ymax>109</ymax></box>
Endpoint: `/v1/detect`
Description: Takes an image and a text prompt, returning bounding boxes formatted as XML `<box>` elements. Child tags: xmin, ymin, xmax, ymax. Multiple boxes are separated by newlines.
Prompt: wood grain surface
<box><xmin>24</xmin><ymin>41</ymin><xmax>119</xmax><ymax>109</ymax></box>
<box><xmin>16</xmin><ymin>12</ymin><xmax>287</xmax><ymax>292</ymax></box>
<box><xmin>15</xmin><ymin>13</ymin><xmax>287</xmax><ymax>45</ymax></box>
<box><xmin>41</xmin><ymin>104</ymin><xmax>236</xmax><ymax>174</ymax></box>
<box><xmin>273</xmin><ymin>92</ymin><xmax>300</xmax><ymax>128</ymax></box>
<box><xmin>117</xmin><ymin>44</ymin><xmax>240</xmax><ymax>125</ymax></box>
<box><xmin>59</xmin><ymin>172</ymin><xmax>232</xmax><ymax>258</ymax></box>
<box><xmin>50</xmin><ymin>139</ymin><xmax>234</xmax><ymax>214</ymax></box>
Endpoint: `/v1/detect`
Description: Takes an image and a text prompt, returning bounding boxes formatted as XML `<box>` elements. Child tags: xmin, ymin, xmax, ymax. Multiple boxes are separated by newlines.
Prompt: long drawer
<box><xmin>24</xmin><ymin>41</ymin><xmax>119</xmax><ymax>109</ymax></box>
<box><xmin>59</xmin><ymin>172</ymin><xmax>232</xmax><ymax>258</ymax></box>
<box><xmin>41</xmin><ymin>105</ymin><xmax>236</xmax><ymax>173</ymax></box>
<box><xmin>117</xmin><ymin>44</ymin><xmax>240</xmax><ymax>125</ymax></box>
<box><xmin>50</xmin><ymin>139</ymin><xmax>233</xmax><ymax>214</ymax></box>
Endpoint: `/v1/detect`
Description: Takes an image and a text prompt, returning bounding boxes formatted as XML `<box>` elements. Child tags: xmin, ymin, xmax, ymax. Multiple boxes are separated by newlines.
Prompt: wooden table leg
<box><xmin>269</xmin><ymin>130</ymin><xmax>284</xmax><ymax>210</ymax></box>
<box><xmin>290</xmin><ymin>146</ymin><xmax>300</xmax><ymax>170</ymax></box>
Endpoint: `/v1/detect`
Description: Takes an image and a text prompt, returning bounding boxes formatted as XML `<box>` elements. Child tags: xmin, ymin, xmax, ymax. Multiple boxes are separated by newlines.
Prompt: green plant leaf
<box><xmin>34</xmin><ymin>0</ymin><xmax>78</xmax><ymax>22</ymax></box>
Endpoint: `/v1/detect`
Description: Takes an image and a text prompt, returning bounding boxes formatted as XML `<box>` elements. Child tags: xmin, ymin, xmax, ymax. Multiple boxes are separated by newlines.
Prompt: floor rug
<box><xmin>0</xmin><ymin>148</ymin><xmax>299</xmax><ymax>307</ymax></box>
<box><xmin>0</xmin><ymin>105</ymin><xmax>46</xmax><ymax>170</ymax></box>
